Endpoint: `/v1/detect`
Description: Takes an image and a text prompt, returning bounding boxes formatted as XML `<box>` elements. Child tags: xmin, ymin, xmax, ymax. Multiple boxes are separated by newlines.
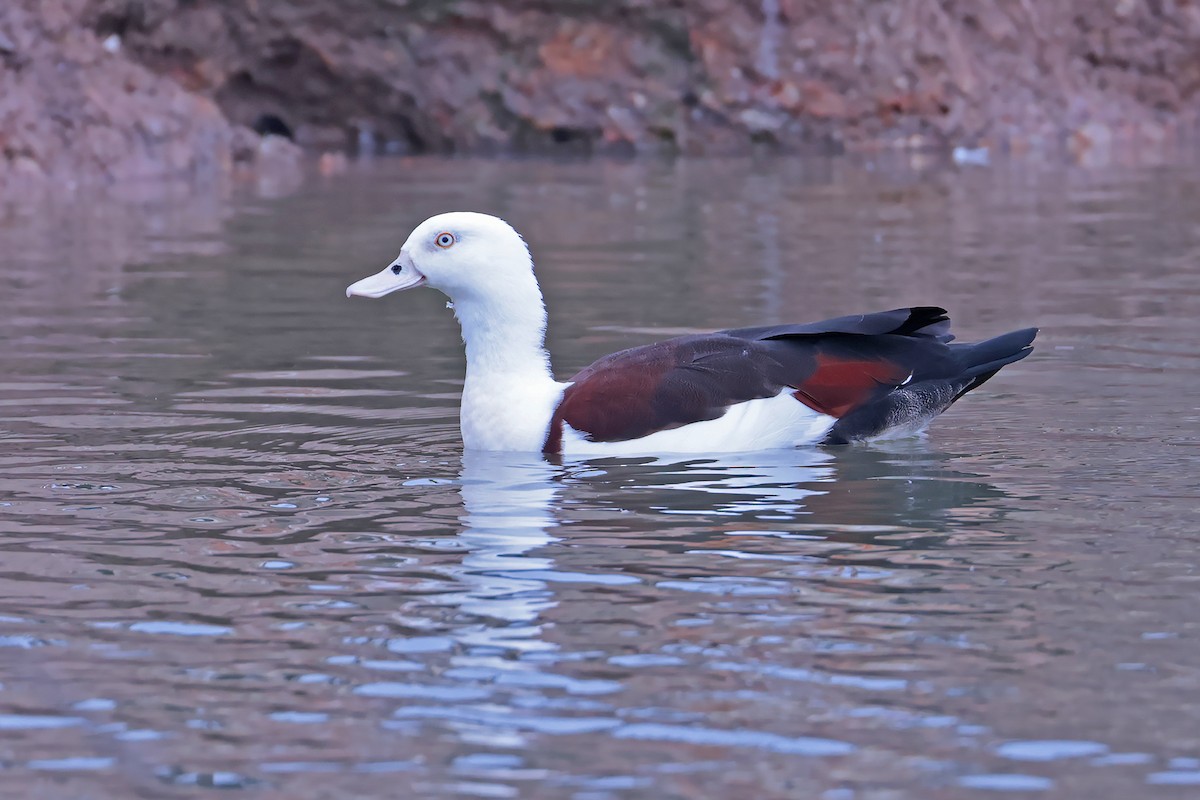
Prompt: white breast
<box><xmin>460</xmin><ymin>370</ymin><xmax>566</xmax><ymax>451</ymax></box>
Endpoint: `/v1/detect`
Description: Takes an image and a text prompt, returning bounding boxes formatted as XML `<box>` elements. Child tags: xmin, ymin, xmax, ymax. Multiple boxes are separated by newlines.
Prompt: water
<box><xmin>1</xmin><ymin>156</ymin><xmax>1198</xmax><ymax>798</ymax></box>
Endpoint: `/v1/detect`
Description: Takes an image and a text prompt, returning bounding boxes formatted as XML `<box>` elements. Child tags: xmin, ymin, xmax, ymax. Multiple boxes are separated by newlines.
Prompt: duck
<box><xmin>346</xmin><ymin>212</ymin><xmax>1036</xmax><ymax>455</ymax></box>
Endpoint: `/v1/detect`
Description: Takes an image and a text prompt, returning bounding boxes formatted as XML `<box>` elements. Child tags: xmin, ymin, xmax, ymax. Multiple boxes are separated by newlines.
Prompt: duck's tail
<box><xmin>824</xmin><ymin>326</ymin><xmax>1037</xmax><ymax>444</ymax></box>
<box><xmin>949</xmin><ymin>327</ymin><xmax>1038</xmax><ymax>401</ymax></box>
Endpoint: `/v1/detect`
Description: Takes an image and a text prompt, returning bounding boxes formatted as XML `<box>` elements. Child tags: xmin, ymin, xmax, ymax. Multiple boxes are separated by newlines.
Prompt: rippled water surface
<box><xmin>2</xmin><ymin>157</ymin><xmax>1199</xmax><ymax>798</ymax></box>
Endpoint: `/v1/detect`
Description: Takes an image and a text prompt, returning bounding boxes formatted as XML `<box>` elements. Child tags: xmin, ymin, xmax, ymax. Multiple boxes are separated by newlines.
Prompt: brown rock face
<box><xmin>0</xmin><ymin>0</ymin><xmax>235</xmax><ymax>187</ymax></box>
<box><xmin>83</xmin><ymin>0</ymin><xmax>1200</xmax><ymax>157</ymax></box>
<box><xmin>3</xmin><ymin>0</ymin><xmax>1199</xmax><ymax>185</ymax></box>
<box><xmin>0</xmin><ymin>0</ymin><xmax>307</xmax><ymax>189</ymax></box>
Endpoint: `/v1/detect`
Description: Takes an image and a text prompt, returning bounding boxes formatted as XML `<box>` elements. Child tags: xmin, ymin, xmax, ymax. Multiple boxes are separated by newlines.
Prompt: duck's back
<box><xmin>544</xmin><ymin>307</ymin><xmax>1035</xmax><ymax>455</ymax></box>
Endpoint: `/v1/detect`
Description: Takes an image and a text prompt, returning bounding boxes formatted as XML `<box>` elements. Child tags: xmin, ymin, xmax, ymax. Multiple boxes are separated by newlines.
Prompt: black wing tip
<box><xmin>897</xmin><ymin>306</ymin><xmax>954</xmax><ymax>342</ymax></box>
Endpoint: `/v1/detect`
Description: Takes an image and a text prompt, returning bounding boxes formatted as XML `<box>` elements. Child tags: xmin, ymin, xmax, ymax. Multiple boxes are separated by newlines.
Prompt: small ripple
<box><xmin>129</xmin><ymin>621</ymin><xmax>232</xmax><ymax>637</ymax></box>
<box><xmin>385</xmin><ymin>636</ymin><xmax>455</xmax><ymax>654</ymax></box>
<box><xmin>612</xmin><ymin>723</ymin><xmax>855</xmax><ymax>756</ymax></box>
<box><xmin>1090</xmin><ymin>752</ymin><xmax>1153</xmax><ymax>766</ymax></box>
<box><xmin>656</xmin><ymin>578</ymin><xmax>788</xmax><ymax>596</ymax></box>
<box><xmin>155</xmin><ymin>767</ymin><xmax>264</xmax><ymax>789</ymax></box>
<box><xmin>0</xmin><ymin>714</ymin><xmax>84</xmax><ymax>730</ymax></box>
<box><xmin>0</xmin><ymin>634</ymin><xmax>63</xmax><ymax>648</ymax></box>
<box><xmin>708</xmin><ymin>659</ymin><xmax>907</xmax><ymax>692</ymax></box>
<box><xmin>957</xmin><ymin>774</ymin><xmax>1054</xmax><ymax>791</ymax></box>
<box><xmin>354</xmin><ymin>761</ymin><xmax>422</xmax><ymax>773</ymax></box>
<box><xmin>115</xmin><ymin>729</ymin><xmax>164</xmax><ymax>741</ymax></box>
<box><xmin>608</xmin><ymin>654</ymin><xmax>685</xmax><ymax>667</ymax></box>
<box><xmin>391</xmin><ymin>706</ymin><xmax>620</xmax><ymax>735</ymax></box>
<box><xmin>260</xmin><ymin>761</ymin><xmax>343</xmax><ymax>773</ymax></box>
<box><xmin>1147</xmin><ymin>771</ymin><xmax>1200</xmax><ymax>785</ymax></box>
<box><xmin>226</xmin><ymin>368</ymin><xmax>409</xmax><ymax>381</ymax></box>
<box><xmin>507</xmin><ymin>569</ymin><xmax>640</xmax><ymax>586</ymax></box>
<box><xmin>996</xmin><ymin>740</ymin><xmax>1109</xmax><ymax>761</ymax></box>
<box><xmin>354</xmin><ymin>682</ymin><xmax>491</xmax><ymax>701</ymax></box>
<box><xmin>26</xmin><ymin>757</ymin><xmax>115</xmax><ymax>771</ymax></box>
<box><xmin>268</xmin><ymin>711</ymin><xmax>329</xmax><ymax>724</ymax></box>
<box><xmin>72</xmin><ymin>698</ymin><xmax>116</xmax><ymax>711</ymax></box>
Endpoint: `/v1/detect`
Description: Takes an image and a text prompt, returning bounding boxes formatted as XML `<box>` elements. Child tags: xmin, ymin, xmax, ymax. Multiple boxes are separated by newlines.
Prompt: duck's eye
<box><xmin>435</xmin><ymin>232</ymin><xmax>456</xmax><ymax>249</ymax></box>
<box><xmin>390</xmin><ymin>263</ymin><xmax>402</xmax><ymax>275</ymax></box>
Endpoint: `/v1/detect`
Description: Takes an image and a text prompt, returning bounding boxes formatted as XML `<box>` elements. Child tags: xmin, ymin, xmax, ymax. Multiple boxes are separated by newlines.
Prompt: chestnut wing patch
<box><xmin>546</xmin><ymin>336</ymin><xmax>788</xmax><ymax>450</ymax></box>
<box><xmin>790</xmin><ymin>353</ymin><xmax>912</xmax><ymax>417</ymax></box>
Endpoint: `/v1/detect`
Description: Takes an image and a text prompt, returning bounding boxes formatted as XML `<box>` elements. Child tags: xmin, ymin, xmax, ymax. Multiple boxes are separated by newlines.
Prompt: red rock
<box><xmin>3</xmin><ymin>0</ymin><xmax>1199</xmax><ymax>184</ymax></box>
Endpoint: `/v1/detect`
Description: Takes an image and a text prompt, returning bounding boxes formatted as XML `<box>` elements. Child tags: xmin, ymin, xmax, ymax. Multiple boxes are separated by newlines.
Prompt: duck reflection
<box><xmin>804</xmin><ymin>444</ymin><xmax>1012</xmax><ymax>535</ymax></box>
<box><xmin>444</xmin><ymin>451</ymin><xmax>563</xmax><ymax>653</ymax></box>
<box><xmin>431</xmin><ymin>444</ymin><xmax>1014</xmax><ymax>735</ymax></box>
<box><xmin>548</xmin><ymin>443</ymin><xmax>1007</xmax><ymax>532</ymax></box>
<box><xmin>555</xmin><ymin>448</ymin><xmax>836</xmax><ymax>519</ymax></box>
<box><xmin>448</xmin><ymin>442</ymin><xmax>1009</xmax><ymax>616</ymax></box>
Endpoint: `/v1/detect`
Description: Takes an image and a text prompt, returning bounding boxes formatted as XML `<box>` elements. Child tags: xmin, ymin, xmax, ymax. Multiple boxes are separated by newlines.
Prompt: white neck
<box><xmin>451</xmin><ymin>275</ymin><xmax>565</xmax><ymax>451</ymax></box>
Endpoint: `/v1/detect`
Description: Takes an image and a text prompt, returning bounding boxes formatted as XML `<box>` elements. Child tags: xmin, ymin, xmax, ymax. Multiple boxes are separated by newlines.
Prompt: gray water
<box><xmin>1</xmin><ymin>156</ymin><xmax>1198</xmax><ymax>799</ymax></box>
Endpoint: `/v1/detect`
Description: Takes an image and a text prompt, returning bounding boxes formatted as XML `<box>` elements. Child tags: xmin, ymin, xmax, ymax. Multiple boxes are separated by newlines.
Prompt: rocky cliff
<box><xmin>3</xmin><ymin>0</ymin><xmax>1198</xmax><ymax>185</ymax></box>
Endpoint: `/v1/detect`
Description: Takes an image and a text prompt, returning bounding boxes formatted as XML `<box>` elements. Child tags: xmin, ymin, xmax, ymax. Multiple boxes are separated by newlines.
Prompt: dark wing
<box><xmin>546</xmin><ymin>335</ymin><xmax>794</xmax><ymax>451</ymax></box>
<box><xmin>544</xmin><ymin>307</ymin><xmax>958</xmax><ymax>452</ymax></box>
<box><xmin>722</xmin><ymin>305</ymin><xmax>954</xmax><ymax>343</ymax></box>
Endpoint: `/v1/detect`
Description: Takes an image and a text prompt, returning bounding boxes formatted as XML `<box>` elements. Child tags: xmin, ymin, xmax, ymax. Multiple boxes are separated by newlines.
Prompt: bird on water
<box><xmin>346</xmin><ymin>212</ymin><xmax>1036</xmax><ymax>455</ymax></box>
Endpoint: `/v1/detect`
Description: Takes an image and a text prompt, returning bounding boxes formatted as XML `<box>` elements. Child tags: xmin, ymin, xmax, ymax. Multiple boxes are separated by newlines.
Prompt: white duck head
<box><xmin>347</xmin><ymin>211</ymin><xmax>537</xmax><ymax>303</ymax></box>
<box><xmin>346</xmin><ymin>212</ymin><xmax>563</xmax><ymax>451</ymax></box>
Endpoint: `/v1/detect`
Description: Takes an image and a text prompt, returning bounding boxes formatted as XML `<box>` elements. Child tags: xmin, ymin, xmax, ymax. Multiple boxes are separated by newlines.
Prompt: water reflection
<box><xmin>450</xmin><ymin>452</ymin><xmax>560</xmax><ymax>638</ymax></box>
<box><xmin>560</xmin><ymin>449</ymin><xmax>835</xmax><ymax>518</ymax></box>
<box><xmin>446</xmin><ymin>449</ymin><xmax>845</xmax><ymax>651</ymax></box>
<box><xmin>2</xmin><ymin>156</ymin><xmax>1199</xmax><ymax>797</ymax></box>
<box><xmin>343</xmin><ymin>443</ymin><xmax>1061</xmax><ymax>795</ymax></box>
<box><xmin>372</xmin><ymin>444</ymin><xmax>1019</xmax><ymax>787</ymax></box>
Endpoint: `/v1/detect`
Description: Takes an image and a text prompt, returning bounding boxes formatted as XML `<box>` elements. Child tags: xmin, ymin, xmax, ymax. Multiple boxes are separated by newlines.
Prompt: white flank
<box><xmin>561</xmin><ymin>390</ymin><xmax>837</xmax><ymax>456</ymax></box>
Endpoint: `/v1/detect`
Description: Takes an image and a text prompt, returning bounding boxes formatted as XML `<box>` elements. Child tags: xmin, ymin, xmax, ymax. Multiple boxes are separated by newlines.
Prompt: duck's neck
<box><xmin>454</xmin><ymin>294</ymin><xmax>553</xmax><ymax>379</ymax></box>
<box><xmin>451</xmin><ymin>280</ymin><xmax>564</xmax><ymax>452</ymax></box>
